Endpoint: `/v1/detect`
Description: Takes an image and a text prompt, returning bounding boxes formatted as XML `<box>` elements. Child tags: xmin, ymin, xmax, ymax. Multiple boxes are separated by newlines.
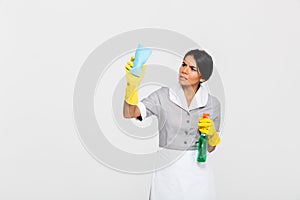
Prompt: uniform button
<box><xmin>187</xmin><ymin>120</ymin><xmax>190</xmax><ymax>123</ymax></box>
<box><xmin>184</xmin><ymin>141</ymin><xmax>187</xmax><ymax>144</ymax></box>
<box><xmin>185</xmin><ymin>131</ymin><xmax>188</xmax><ymax>135</ymax></box>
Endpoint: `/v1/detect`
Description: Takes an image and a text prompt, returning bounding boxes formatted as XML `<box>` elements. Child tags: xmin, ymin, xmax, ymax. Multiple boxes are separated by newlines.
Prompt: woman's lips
<box><xmin>179</xmin><ymin>75</ymin><xmax>187</xmax><ymax>81</ymax></box>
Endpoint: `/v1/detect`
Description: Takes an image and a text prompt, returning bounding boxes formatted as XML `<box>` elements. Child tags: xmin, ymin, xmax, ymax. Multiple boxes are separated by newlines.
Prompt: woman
<box><xmin>123</xmin><ymin>49</ymin><xmax>221</xmax><ymax>200</ymax></box>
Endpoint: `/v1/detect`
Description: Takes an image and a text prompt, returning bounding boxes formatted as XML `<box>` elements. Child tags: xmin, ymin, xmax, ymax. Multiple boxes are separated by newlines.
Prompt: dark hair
<box><xmin>184</xmin><ymin>49</ymin><xmax>213</xmax><ymax>81</ymax></box>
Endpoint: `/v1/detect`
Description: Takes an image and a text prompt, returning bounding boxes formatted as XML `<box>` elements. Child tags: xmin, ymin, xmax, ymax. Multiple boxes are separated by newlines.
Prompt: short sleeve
<box><xmin>212</xmin><ymin>97</ymin><xmax>221</xmax><ymax>132</ymax></box>
<box><xmin>137</xmin><ymin>88</ymin><xmax>164</xmax><ymax>120</ymax></box>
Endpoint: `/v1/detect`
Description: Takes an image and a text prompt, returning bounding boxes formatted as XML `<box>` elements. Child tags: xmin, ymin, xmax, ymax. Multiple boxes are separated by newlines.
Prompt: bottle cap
<box><xmin>203</xmin><ymin>113</ymin><xmax>210</xmax><ymax>118</ymax></box>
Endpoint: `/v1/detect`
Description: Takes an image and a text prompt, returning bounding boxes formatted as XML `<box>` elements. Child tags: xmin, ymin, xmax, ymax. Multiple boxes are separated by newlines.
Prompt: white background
<box><xmin>1</xmin><ymin>0</ymin><xmax>300</xmax><ymax>199</ymax></box>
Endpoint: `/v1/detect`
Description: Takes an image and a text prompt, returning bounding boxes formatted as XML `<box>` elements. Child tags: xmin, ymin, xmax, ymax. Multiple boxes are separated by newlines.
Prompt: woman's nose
<box><xmin>182</xmin><ymin>66</ymin><xmax>189</xmax><ymax>74</ymax></box>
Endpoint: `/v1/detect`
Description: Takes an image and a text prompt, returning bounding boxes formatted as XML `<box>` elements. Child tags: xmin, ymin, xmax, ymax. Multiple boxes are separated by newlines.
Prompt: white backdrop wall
<box><xmin>1</xmin><ymin>0</ymin><xmax>300</xmax><ymax>199</ymax></box>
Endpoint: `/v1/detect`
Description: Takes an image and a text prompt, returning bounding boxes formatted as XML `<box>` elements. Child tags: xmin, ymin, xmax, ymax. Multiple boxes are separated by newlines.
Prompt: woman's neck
<box><xmin>182</xmin><ymin>84</ymin><xmax>200</xmax><ymax>106</ymax></box>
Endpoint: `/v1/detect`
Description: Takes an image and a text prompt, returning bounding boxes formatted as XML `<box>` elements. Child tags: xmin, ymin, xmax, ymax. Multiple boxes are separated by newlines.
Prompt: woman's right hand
<box><xmin>125</xmin><ymin>55</ymin><xmax>146</xmax><ymax>86</ymax></box>
<box><xmin>124</xmin><ymin>55</ymin><xmax>146</xmax><ymax>105</ymax></box>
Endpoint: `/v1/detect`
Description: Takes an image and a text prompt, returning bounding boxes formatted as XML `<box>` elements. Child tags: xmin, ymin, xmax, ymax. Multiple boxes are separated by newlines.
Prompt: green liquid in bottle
<box><xmin>197</xmin><ymin>134</ymin><xmax>207</xmax><ymax>162</ymax></box>
<box><xmin>196</xmin><ymin>113</ymin><xmax>210</xmax><ymax>163</ymax></box>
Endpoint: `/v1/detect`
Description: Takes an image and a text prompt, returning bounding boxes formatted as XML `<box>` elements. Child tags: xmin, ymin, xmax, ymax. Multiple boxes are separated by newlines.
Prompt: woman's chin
<box><xmin>179</xmin><ymin>78</ymin><xmax>187</xmax><ymax>83</ymax></box>
<box><xmin>179</xmin><ymin>80</ymin><xmax>191</xmax><ymax>86</ymax></box>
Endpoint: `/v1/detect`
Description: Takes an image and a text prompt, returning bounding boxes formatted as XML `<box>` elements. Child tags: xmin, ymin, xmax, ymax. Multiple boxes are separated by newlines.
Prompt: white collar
<box><xmin>169</xmin><ymin>82</ymin><xmax>209</xmax><ymax>111</ymax></box>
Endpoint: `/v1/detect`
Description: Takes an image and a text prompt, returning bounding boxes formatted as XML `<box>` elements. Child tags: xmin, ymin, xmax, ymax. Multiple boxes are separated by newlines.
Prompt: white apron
<box><xmin>150</xmin><ymin>149</ymin><xmax>216</xmax><ymax>200</ymax></box>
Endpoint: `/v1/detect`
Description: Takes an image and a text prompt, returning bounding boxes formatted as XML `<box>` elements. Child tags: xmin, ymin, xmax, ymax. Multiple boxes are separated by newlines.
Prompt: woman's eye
<box><xmin>182</xmin><ymin>63</ymin><xmax>187</xmax><ymax>67</ymax></box>
<box><xmin>192</xmin><ymin>68</ymin><xmax>197</xmax><ymax>71</ymax></box>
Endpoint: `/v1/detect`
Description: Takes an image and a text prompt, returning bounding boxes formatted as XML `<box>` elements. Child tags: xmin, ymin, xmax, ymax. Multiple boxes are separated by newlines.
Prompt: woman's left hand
<box><xmin>198</xmin><ymin>118</ymin><xmax>220</xmax><ymax>146</ymax></box>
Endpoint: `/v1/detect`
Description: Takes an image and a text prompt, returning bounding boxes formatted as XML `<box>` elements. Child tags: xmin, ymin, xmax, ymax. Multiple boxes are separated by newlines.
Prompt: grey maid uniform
<box><xmin>137</xmin><ymin>82</ymin><xmax>221</xmax><ymax>200</ymax></box>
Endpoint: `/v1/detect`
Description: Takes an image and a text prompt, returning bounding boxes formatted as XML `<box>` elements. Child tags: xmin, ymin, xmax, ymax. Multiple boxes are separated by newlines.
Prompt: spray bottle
<box><xmin>197</xmin><ymin>113</ymin><xmax>210</xmax><ymax>162</ymax></box>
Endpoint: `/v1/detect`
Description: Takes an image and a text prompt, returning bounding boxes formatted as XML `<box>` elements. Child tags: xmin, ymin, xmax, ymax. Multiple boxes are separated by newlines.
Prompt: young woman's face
<box><xmin>178</xmin><ymin>55</ymin><xmax>205</xmax><ymax>87</ymax></box>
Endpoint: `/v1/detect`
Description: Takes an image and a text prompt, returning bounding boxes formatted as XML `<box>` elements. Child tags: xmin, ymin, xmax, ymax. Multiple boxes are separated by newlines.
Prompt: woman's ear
<box><xmin>200</xmin><ymin>77</ymin><xmax>206</xmax><ymax>83</ymax></box>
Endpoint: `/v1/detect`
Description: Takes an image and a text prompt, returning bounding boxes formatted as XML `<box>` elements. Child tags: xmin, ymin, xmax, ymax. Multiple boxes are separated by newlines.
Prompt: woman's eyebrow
<box><xmin>183</xmin><ymin>60</ymin><xmax>195</xmax><ymax>68</ymax></box>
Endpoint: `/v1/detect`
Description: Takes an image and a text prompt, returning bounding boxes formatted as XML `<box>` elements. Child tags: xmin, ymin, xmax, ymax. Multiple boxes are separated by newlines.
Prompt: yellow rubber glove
<box><xmin>198</xmin><ymin>117</ymin><xmax>221</xmax><ymax>146</ymax></box>
<box><xmin>124</xmin><ymin>56</ymin><xmax>146</xmax><ymax>105</ymax></box>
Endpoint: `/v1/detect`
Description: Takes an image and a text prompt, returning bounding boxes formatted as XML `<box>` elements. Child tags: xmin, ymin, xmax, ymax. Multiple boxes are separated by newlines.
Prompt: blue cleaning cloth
<box><xmin>129</xmin><ymin>44</ymin><xmax>152</xmax><ymax>76</ymax></box>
